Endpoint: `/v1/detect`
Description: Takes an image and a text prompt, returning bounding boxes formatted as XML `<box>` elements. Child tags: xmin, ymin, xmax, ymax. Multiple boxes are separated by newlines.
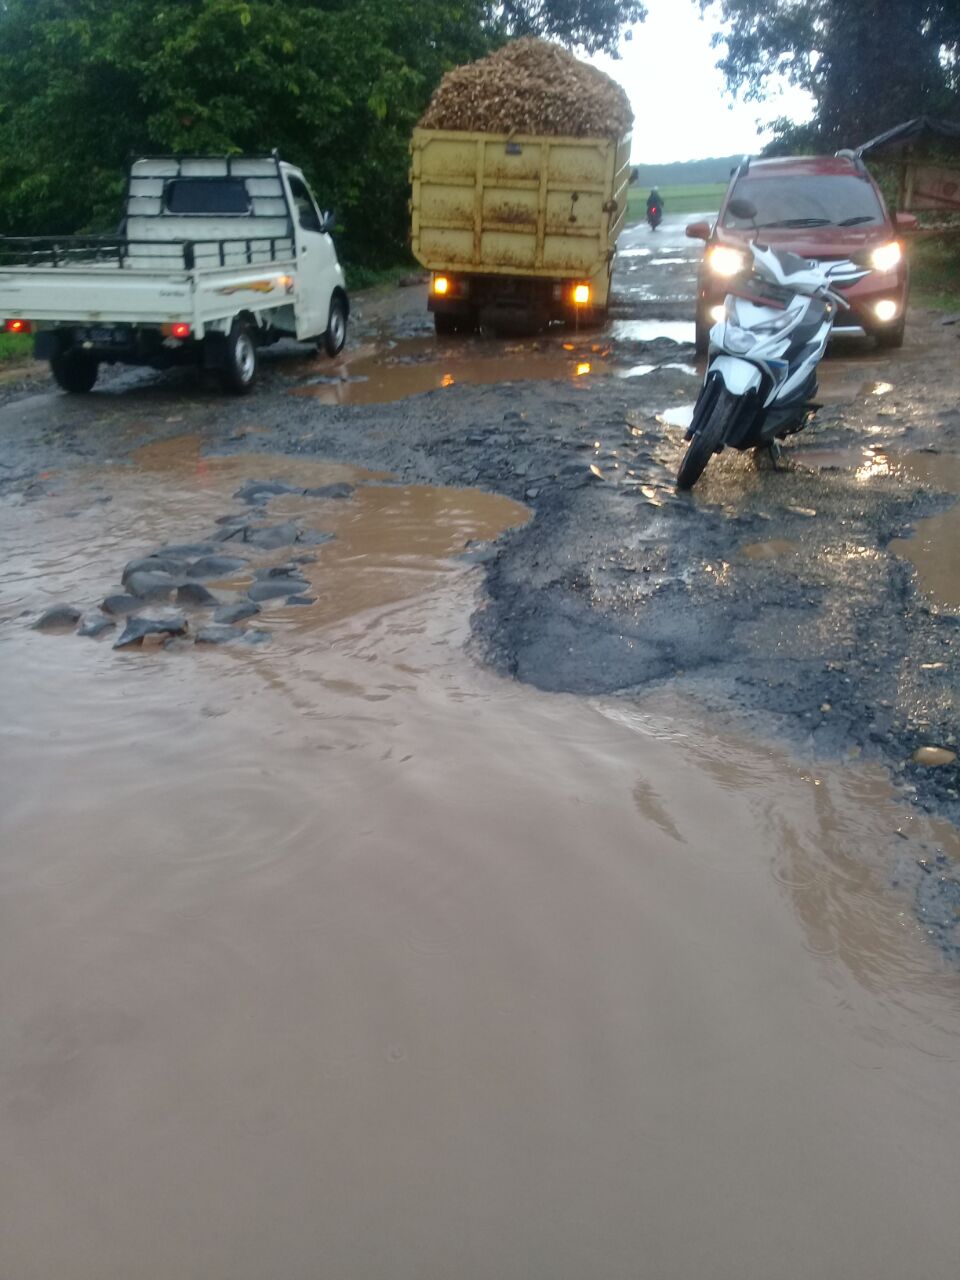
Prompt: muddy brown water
<box><xmin>3</xmin><ymin>443</ymin><xmax>960</xmax><ymax>1278</ymax></box>
<box><xmin>797</xmin><ymin>445</ymin><xmax>960</xmax><ymax>612</ymax></box>
<box><xmin>287</xmin><ymin>336</ymin><xmax>617</xmax><ymax>405</ymax></box>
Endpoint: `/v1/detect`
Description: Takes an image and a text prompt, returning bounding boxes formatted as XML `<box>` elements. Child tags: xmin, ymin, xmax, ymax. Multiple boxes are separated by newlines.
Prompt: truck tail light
<box><xmin>4</xmin><ymin>319</ymin><xmax>32</xmax><ymax>334</ymax></box>
<box><xmin>162</xmin><ymin>322</ymin><xmax>192</xmax><ymax>339</ymax></box>
<box><xmin>432</xmin><ymin>275</ymin><xmax>450</xmax><ymax>295</ymax></box>
<box><xmin>572</xmin><ymin>284</ymin><xmax>591</xmax><ymax>305</ymax></box>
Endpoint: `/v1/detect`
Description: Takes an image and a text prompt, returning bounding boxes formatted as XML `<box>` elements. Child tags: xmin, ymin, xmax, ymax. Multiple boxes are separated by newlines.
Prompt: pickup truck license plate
<box><xmin>80</xmin><ymin>326</ymin><xmax>128</xmax><ymax>345</ymax></box>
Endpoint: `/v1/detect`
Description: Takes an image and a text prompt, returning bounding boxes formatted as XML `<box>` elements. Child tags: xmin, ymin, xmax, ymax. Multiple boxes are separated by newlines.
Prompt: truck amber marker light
<box><xmin>4</xmin><ymin>318</ymin><xmax>32</xmax><ymax>334</ymax></box>
<box><xmin>572</xmin><ymin>284</ymin><xmax>591</xmax><ymax>305</ymax></box>
<box><xmin>432</xmin><ymin>275</ymin><xmax>450</xmax><ymax>295</ymax></box>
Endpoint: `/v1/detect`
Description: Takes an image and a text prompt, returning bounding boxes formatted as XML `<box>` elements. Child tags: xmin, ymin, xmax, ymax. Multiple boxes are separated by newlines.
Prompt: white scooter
<box><xmin>677</xmin><ymin>197</ymin><xmax>869</xmax><ymax>490</ymax></box>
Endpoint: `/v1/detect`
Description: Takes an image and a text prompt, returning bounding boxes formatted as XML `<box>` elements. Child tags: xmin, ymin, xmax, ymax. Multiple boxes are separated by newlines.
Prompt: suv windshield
<box><xmin>722</xmin><ymin>175</ymin><xmax>884</xmax><ymax>229</ymax></box>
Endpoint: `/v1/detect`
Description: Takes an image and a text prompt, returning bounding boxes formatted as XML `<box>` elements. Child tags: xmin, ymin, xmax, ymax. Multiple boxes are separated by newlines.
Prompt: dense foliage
<box><xmin>702</xmin><ymin>0</ymin><xmax>960</xmax><ymax>151</ymax></box>
<box><xmin>0</xmin><ymin>0</ymin><xmax>643</xmax><ymax>264</ymax></box>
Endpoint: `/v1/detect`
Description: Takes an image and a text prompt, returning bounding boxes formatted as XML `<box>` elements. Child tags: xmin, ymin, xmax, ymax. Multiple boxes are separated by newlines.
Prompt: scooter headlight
<box><xmin>724</xmin><ymin>328</ymin><xmax>756</xmax><ymax>354</ymax></box>
<box><xmin>707</xmin><ymin>245</ymin><xmax>746</xmax><ymax>278</ymax></box>
<box><xmin>869</xmin><ymin>241</ymin><xmax>902</xmax><ymax>272</ymax></box>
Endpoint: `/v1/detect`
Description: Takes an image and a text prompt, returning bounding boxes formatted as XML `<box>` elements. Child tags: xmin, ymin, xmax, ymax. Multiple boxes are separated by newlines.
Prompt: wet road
<box><xmin>2</xmin><ymin>212</ymin><xmax>960</xmax><ymax>1279</ymax></box>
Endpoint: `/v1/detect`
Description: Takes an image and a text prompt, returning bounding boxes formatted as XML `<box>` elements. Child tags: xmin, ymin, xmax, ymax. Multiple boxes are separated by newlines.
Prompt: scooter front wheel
<box><xmin>677</xmin><ymin>390</ymin><xmax>733</xmax><ymax>490</ymax></box>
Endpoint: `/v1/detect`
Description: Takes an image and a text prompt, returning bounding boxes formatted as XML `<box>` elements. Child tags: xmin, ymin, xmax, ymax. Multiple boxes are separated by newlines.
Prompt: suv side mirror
<box><xmin>685</xmin><ymin>221</ymin><xmax>711</xmax><ymax>241</ymax></box>
<box><xmin>726</xmin><ymin>197</ymin><xmax>757</xmax><ymax>222</ymax></box>
<box><xmin>320</xmin><ymin>210</ymin><xmax>336</xmax><ymax>235</ymax></box>
<box><xmin>895</xmin><ymin>211</ymin><xmax>918</xmax><ymax>232</ymax></box>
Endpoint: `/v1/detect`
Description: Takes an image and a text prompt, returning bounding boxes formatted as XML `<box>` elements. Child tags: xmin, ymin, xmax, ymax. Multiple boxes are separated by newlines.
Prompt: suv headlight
<box><xmin>707</xmin><ymin>245</ymin><xmax>745</xmax><ymax>277</ymax></box>
<box><xmin>870</xmin><ymin>241</ymin><xmax>902</xmax><ymax>272</ymax></box>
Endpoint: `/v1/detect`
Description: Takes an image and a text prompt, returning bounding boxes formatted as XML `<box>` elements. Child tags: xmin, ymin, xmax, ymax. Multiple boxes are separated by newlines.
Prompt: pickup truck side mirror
<box><xmin>685</xmin><ymin>221</ymin><xmax>711</xmax><ymax>241</ymax></box>
<box><xmin>320</xmin><ymin>210</ymin><xmax>336</xmax><ymax>235</ymax></box>
<box><xmin>895</xmin><ymin>211</ymin><xmax>918</xmax><ymax>232</ymax></box>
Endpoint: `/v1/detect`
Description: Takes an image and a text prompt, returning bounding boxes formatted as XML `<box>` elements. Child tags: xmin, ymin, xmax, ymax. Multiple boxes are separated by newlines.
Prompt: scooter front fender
<box><xmin>708</xmin><ymin>355</ymin><xmax>763</xmax><ymax>397</ymax></box>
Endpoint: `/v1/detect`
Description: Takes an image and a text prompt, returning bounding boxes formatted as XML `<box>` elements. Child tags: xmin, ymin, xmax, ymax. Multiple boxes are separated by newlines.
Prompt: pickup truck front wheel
<box><xmin>51</xmin><ymin>350</ymin><xmax>99</xmax><ymax>394</ymax></box>
<box><xmin>219</xmin><ymin>323</ymin><xmax>258</xmax><ymax>395</ymax></box>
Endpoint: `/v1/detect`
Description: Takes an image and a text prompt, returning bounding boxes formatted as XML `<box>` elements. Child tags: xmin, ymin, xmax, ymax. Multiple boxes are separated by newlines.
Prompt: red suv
<box><xmin>687</xmin><ymin>154</ymin><xmax>916</xmax><ymax>354</ymax></box>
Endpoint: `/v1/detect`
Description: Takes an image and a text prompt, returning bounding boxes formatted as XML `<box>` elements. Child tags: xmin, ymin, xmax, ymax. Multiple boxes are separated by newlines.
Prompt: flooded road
<box><xmin>3</xmin><ymin>444</ymin><xmax>960</xmax><ymax>1279</ymax></box>
<box><xmin>3</xmin><ymin>211</ymin><xmax>960</xmax><ymax>1278</ymax></box>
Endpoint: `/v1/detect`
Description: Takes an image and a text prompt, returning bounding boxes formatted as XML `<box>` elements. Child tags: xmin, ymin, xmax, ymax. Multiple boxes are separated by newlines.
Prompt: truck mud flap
<box><xmin>33</xmin><ymin>331</ymin><xmax>63</xmax><ymax>361</ymax></box>
<box><xmin>202</xmin><ymin>332</ymin><xmax>229</xmax><ymax>370</ymax></box>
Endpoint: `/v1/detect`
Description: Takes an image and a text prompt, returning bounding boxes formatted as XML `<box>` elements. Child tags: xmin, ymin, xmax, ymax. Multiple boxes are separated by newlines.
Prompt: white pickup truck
<box><xmin>0</xmin><ymin>154</ymin><xmax>349</xmax><ymax>394</ymax></box>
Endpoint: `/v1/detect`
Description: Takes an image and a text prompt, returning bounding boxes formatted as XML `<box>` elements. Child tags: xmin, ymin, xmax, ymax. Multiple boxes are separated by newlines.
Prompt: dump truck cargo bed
<box><xmin>410</xmin><ymin>127</ymin><xmax>631</xmax><ymax>319</ymax></box>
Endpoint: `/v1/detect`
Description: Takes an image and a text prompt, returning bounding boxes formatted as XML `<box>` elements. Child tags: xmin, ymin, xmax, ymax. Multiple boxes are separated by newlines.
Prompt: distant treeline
<box><xmin>631</xmin><ymin>156</ymin><xmax>741</xmax><ymax>187</ymax></box>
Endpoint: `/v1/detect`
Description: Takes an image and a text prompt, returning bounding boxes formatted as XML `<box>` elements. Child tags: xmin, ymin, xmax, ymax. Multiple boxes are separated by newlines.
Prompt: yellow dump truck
<box><xmin>410</xmin><ymin>127</ymin><xmax>632</xmax><ymax>334</ymax></box>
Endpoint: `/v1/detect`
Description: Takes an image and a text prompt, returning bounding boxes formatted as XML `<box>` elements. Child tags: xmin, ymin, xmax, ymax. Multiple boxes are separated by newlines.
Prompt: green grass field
<box><xmin>0</xmin><ymin>332</ymin><xmax>33</xmax><ymax>364</ymax></box>
<box><xmin>627</xmin><ymin>182</ymin><xmax>726</xmax><ymax>222</ymax></box>
<box><xmin>910</xmin><ymin>232</ymin><xmax>960</xmax><ymax>312</ymax></box>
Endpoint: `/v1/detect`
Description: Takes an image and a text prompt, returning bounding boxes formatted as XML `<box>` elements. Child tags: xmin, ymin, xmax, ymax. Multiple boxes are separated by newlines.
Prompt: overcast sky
<box><xmin>588</xmin><ymin>0</ymin><xmax>815</xmax><ymax>163</ymax></box>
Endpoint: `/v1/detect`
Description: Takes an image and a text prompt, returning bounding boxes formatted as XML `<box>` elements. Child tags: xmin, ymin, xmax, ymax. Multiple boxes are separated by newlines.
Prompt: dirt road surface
<box><xmin>2</xmin><ymin>212</ymin><xmax>960</xmax><ymax>1279</ymax></box>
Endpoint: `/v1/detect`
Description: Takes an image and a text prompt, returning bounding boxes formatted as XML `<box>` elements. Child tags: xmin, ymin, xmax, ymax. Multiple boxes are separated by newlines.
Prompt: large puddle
<box><xmin>889</xmin><ymin>452</ymin><xmax>960</xmax><ymax>611</ymax></box>
<box><xmin>797</xmin><ymin>445</ymin><xmax>960</xmax><ymax>611</ymax></box>
<box><xmin>2</xmin><ymin>443</ymin><xmax>960</xmax><ymax>1278</ymax></box>
<box><xmin>287</xmin><ymin>336</ymin><xmax>615</xmax><ymax>404</ymax></box>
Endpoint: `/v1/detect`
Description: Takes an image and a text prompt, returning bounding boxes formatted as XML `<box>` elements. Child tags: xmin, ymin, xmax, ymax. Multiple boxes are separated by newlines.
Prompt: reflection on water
<box><xmin>741</xmin><ymin>538</ymin><xmax>798</xmax><ymax>561</ymax></box>
<box><xmin>287</xmin><ymin>336</ymin><xmax>616</xmax><ymax>404</ymax></box>
<box><xmin>656</xmin><ymin>403</ymin><xmax>696</xmax><ymax>430</ymax></box>
<box><xmin>889</xmin><ymin>452</ymin><xmax>960</xmax><ymax>611</ymax></box>
<box><xmin>797</xmin><ymin>445</ymin><xmax>960</xmax><ymax>612</ymax></box>
<box><xmin>610</xmin><ymin>318</ymin><xmax>696</xmax><ymax>344</ymax></box>
<box><xmin>2</xmin><ymin>447</ymin><xmax>960</xmax><ymax>1279</ymax></box>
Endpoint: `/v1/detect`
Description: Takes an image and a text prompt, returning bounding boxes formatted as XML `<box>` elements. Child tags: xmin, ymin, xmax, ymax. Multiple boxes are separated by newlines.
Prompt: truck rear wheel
<box><xmin>323</xmin><ymin>295</ymin><xmax>348</xmax><ymax>357</ymax></box>
<box><xmin>219</xmin><ymin>322</ymin><xmax>258</xmax><ymax>395</ymax></box>
<box><xmin>50</xmin><ymin>350</ymin><xmax>99</xmax><ymax>394</ymax></box>
<box><xmin>434</xmin><ymin>312</ymin><xmax>459</xmax><ymax>337</ymax></box>
<box><xmin>434</xmin><ymin>312</ymin><xmax>476</xmax><ymax>337</ymax></box>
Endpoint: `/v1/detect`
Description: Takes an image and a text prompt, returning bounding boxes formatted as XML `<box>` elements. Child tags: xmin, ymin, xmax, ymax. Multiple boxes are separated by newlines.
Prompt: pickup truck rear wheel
<box><xmin>323</xmin><ymin>295</ymin><xmax>348</xmax><ymax>357</ymax></box>
<box><xmin>220</xmin><ymin>323</ymin><xmax>258</xmax><ymax>395</ymax></box>
<box><xmin>51</xmin><ymin>350</ymin><xmax>99</xmax><ymax>394</ymax></box>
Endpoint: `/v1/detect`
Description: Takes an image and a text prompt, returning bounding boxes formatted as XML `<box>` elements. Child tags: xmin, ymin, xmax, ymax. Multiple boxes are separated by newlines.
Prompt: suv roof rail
<box><xmin>730</xmin><ymin>154</ymin><xmax>752</xmax><ymax>180</ymax></box>
<box><xmin>835</xmin><ymin>148</ymin><xmax>869</xmax><ymax>174</ymax></box>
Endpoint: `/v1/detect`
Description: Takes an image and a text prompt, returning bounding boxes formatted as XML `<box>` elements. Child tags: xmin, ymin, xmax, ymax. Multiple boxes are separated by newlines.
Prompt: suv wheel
<box><xmin>875</xmin><ymin>318</ymin><xmax>905</xmax><ymax>349</ymax></box>
<box><xmin>694</xmin><ymin>307</ymin><xmax>711</xmax><ymax>356</ymax></box>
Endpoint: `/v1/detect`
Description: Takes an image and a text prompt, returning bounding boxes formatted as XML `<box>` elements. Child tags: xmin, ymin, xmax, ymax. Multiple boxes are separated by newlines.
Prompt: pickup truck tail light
<box><xmin>162</xmin><ymin>322</ymin><xmax>192</xmax><ymax>339</ymax></box>
<box><xmin>4</xmin><ymin>319</ymin><xmax>32</xmax><ymax>334</ymax></box>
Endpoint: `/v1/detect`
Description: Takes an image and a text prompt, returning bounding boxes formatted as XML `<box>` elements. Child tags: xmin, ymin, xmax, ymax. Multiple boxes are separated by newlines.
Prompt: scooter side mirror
<box><xmin>895</xmin><ymin>211</ymin><xmax>918</xmax><ymax>232</ymax></box>
<box><xmin>685</xmin><ymin>221</ymin><xmax>711</xmax><ymax>241</ymax></box>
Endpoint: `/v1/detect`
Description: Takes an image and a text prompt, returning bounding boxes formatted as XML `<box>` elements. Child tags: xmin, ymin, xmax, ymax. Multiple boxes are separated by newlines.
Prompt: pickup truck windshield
<box><xmin>722</xmin><ymin>175</ymin><xmax>884</xmax><ymax>229</ymax></box>
<box><xmin>164</xmin><ymin>178</ymin><xmax>251</xmax><ymax>216</ymax></box>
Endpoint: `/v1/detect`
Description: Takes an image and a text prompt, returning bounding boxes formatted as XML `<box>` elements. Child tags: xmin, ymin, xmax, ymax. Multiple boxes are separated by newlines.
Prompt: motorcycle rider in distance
<box><xmin>646</xmin><ymin>188</ymin><xmax>663</xmax><ymax>229</ymax></box>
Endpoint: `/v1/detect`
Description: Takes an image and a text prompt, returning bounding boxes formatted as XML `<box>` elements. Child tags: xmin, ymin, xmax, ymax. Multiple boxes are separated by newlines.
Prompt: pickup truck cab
<box><xmin>0</xmin><ymin>154</ymin><xmax>349</xmax><ymax>393</ymax></box>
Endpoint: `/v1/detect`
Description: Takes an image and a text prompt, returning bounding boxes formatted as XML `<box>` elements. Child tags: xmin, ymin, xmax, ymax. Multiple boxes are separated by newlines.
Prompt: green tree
<box><xmin>501</xmin><ymin>1</ymin><xmax>646</xmax><ymax>53</ymax></box>
<box><xmin>0</xmin><ymin>0</ymin><xmax>643</xmax><ymax>262</ymax></box>
<box><xmin>701</xmin><ymin>0</ymin><xmax>960</xmax><ymax>150</ymax></box>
